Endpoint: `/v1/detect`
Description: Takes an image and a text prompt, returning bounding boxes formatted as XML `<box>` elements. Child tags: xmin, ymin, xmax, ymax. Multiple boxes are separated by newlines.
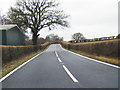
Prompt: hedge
<box><xmin>2</xmin><ymin>42</ymin><xmax>50</xmax><ymax>64</ymax></box>
<box><xmin>60</xmin><ymin>40</ymin><xmax>119</xmax><ymax>60</ymax></box>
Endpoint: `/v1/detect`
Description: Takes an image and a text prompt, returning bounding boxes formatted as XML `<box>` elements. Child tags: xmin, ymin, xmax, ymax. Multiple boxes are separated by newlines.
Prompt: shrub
<box><xmin>61</xmin><ymin>40</ymin><xmax>119</xmax><ymax>59</ymax></box>
<box><xmin>2</xmin><ymin>43</ymin><xmax>50</xmax><ymax>65</ymax></box>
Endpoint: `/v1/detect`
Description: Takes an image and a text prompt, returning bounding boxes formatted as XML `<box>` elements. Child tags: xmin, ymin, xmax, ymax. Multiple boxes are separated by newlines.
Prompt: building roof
<box><xmin>0</xmin><ymin>24</ymin><xmax>17</xmax><ymax>30</ymax></box>
<box><xmin>0</xmin><ymin>24</ymin><xmax>25</xmax><ymax>36</ymax></box>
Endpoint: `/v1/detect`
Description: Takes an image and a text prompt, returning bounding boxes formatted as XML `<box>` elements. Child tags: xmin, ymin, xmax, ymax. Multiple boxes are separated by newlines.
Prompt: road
<box><xmin>2</xmin><ymin>44</ymin><xmax>119</xmax><ymax>88</ymax></box>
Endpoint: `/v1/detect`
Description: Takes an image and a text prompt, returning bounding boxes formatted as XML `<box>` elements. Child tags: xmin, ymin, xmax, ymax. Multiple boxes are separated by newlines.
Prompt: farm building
<box><xmin>0</xmin><ymin>24</ymin><xmax>25</xmax><ymax>45</ymax></box>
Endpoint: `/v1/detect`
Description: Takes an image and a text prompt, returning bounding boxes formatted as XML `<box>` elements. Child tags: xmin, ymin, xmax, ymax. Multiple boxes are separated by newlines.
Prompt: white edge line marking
<box><xmin>59</xmin><ymin>45</ymin><xmax>120</xmax><ymax>69</ymax></box>
<box><xmin>0</xmin><ymin>50</ymin><xmax>46</xmax><ymax>82</ymax></box>
<box><xmin>62</xmin><ymin>65</ymin><xmax>78</xmax><ymax>83</ymax></box>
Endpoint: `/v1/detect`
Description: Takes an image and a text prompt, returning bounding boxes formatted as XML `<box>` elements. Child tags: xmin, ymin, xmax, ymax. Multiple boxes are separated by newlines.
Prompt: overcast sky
<box><xmin>0</xmin><ymin>0</ymin><xmax>119</xmax><ymax>41</ymax></box>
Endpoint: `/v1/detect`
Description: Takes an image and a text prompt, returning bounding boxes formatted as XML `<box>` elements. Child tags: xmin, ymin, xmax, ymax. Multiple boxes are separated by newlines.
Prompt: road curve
<box><xmin>2</xmin><ymin>44</ymin><xmax>119</xmax><ymax>88</ymax></box>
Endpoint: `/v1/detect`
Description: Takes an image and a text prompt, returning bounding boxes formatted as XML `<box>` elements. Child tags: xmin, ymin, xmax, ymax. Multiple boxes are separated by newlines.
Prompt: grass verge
<box><xmin>63</xmin><ymin>47</ymin><xmax>119</xmax><ymax>66</ymax></box>
<box><xmin>75</xmin><ymin>39</ymin><xmax>119</xmax><ymax>45</ymax></box>
<box><xmin>0</xmin><ymin>46</ymin><xmax>49</xmax><ymax>79</ymax></box>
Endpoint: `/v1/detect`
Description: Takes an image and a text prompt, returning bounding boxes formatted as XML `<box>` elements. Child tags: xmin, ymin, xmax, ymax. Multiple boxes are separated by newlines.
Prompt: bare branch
<box><xmin>4</xmin><ymin>0</ymin><xmax>69</xmax><ymax>45</ymax></box>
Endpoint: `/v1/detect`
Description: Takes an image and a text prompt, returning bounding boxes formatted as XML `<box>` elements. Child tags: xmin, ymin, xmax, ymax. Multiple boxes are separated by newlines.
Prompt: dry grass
<box><xmin>0</xmin><ymin>46</ymin><xmax>49</xmax><ymax>79</ymax></box>
<box><xmin>61</xmin><ymin>40</ymin><xmax>119</xmax><ymax>60</ymax></box>
<box><xmin>75</xmin><ymin>39</ymin><xmax>119</xmax><ymax>45</ymax></box>
<box><xmin>66</xmin><ymin>49</ymin><xmax>119</xmax><ymax>66</ymax></box>
<box><xmin>2</xmin><ymin>42</ymin><xmax>50</xmax><ymax>64</ymax></box>
<box><xmin>61</xmin><ymin>40</ymin><xmax>119</xmax><ymax>66</ymax></box>
<box><xmin>61</xmin><ymin>39</ymin><xmax>119</xmax><ymax>46</ymax></box>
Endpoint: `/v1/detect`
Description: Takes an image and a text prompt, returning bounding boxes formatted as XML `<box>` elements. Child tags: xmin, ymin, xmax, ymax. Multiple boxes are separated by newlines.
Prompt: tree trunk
<box><xmin>32</xmin><ymin>33</ymin><xmax>39</xmax><ymax>52</ymax></box>
<box><xmin>32</xmin><ymin>33</ymin><xmax>38</xmax><ymax>45</ymax></box>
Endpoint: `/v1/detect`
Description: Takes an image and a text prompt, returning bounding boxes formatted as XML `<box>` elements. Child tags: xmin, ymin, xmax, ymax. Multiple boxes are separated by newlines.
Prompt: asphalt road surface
<box><xmin>2</xmin><ymin>44</ymin><xmax>119</xmax><ymax>88</ymax></box>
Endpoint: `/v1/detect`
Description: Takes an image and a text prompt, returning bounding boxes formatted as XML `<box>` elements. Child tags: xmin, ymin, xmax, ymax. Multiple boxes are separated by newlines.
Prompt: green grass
<box><xmin>75</xmin><ymin>39</ymin><xmax>119</xmax><ymax>45</ymax></box>
<box><xmin>0</xmin><ymin>46</ymin><xmax>49</xmax><ymax>79</ymax></box>
<box><xmin>63</xmin><ymin>47</ymin><xmax>119</xmax><ymax>66</ymax></box>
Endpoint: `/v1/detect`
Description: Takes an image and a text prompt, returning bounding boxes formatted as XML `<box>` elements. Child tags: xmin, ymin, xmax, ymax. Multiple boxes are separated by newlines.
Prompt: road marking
<box><xmin>59</xmin><ymin>45</ymin><xmax>120</xmax><ymax>69</ymax></box>
<box><xmin>58</xmin><ymin>57</ymin><xmax>62</xmax><ymax>63</ymax></box>
<box><xmin>54</xmin><ymin>49</ymin><xmax>78</xmax><ymax>82</ymax></box>
<box><xmin>55</xmin><ymin>51</ymin><xmax>62</xmax><ymax>63</ymax></box>
<box><xmin>55</xmin><ymin>51</ymin><xmax>58</xmax><ymax>58</ymax></box>
<box><xmin>0</xmin><ymin>50</ymin><xmax>46</xmax><ymax>83</ymax></box>
<box><xmin>62</xmin><ymin>65</ymin><xmax>78</xmax><ymax>83</ymax></box>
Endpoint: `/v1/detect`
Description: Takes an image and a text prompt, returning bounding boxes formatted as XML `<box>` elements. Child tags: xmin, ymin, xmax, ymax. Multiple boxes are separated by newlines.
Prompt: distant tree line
<box><xmin>45</xmin><ymin>34</ymin><xmax>63</xmax><ymax>42</ymax></box>
<box><xmin>26</xmin><ymin>33</ymin><xmax>63</xmax><ymax>45</ymax></box>
<box><xmin>70</xmin><ymin>32</ymin><xmax>120</xmax><ymax>43</ymax></box>
<box><xmin>72</xmin><ymin>33</ymin><xmax>85</xmax><ymax>43</ymax></box>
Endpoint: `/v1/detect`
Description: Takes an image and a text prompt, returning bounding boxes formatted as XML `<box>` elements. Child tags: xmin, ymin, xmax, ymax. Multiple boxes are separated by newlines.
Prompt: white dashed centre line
<box><xmin>63</xmin><ymin>65</ymin><xmax>78</xmax><ymax>83</ymax></box>
<box><xmin>55</xmin><ymin>50</ymin><xmax>79</xmax><ymax>83</ymax></box>
<box><xmin>55</xmin><ymin>51</ymin><xmax>58</xmax><ymax>58</ymax></box>
<box><xmin>58</xmin><ymin>57</ymin><xmax>62</xmax><ymax>63</ymax></box>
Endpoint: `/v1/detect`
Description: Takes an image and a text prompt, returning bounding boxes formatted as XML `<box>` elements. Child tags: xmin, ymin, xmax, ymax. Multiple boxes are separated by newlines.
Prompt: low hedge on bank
<box><xmin>60</xmin><ymin>40</ymin><xmax>119</xmax><ymax>60</ymax></box>
<box><xmin>2</xmin><ymin>43</ymin><xmax>50</xmax><ymax>65</ymax></box>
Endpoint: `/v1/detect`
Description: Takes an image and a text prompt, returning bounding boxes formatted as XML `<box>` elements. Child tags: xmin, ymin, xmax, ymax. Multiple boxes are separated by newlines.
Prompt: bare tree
<box><xmin>0</xmin><ymin>15</ymin><xmax>9</xmax><ymax>25</ymax></box>
<box><xmin>72</xmin><ymin>33</ymin><xmax>85</xmax><ymax>42</ymax></box>
<box><xmin>45</xmin><ymin>33</ymin><xmax>63</xmax><ymax>41</ymax></box>
<box><xmin>6</xmin><ymin>0</ymin><xmax>69</xmax><ymax>45</ymax></box>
